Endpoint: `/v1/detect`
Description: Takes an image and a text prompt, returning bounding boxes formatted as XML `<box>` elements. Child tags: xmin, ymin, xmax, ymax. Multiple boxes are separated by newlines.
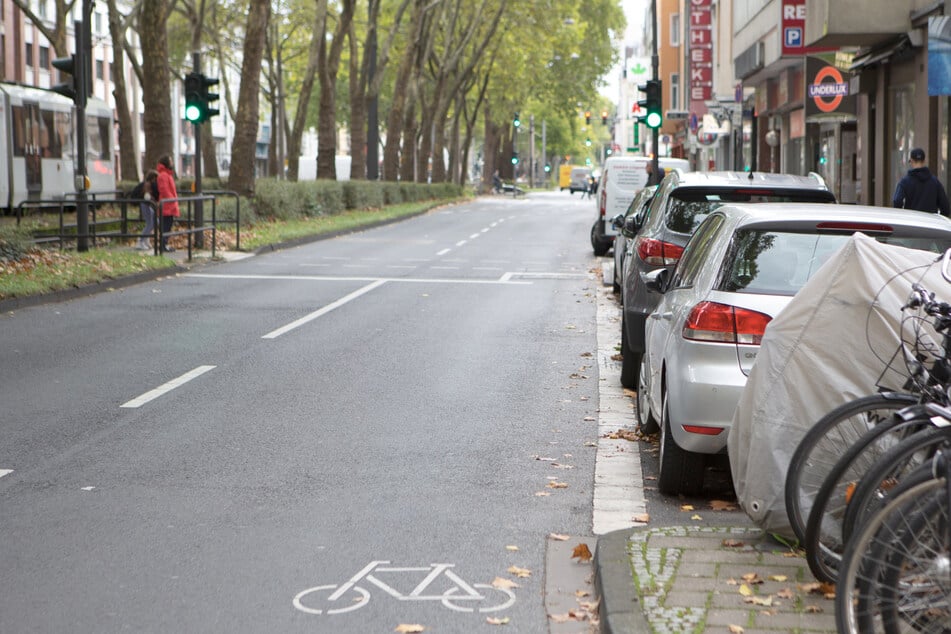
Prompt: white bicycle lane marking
<box><xmin>292</xmin><ymin>560</ymin><xmax>516</xmax><ymax>615</ymax></box>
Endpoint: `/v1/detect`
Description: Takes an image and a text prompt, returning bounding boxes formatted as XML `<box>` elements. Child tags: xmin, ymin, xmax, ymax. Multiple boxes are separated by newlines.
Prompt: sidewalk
<box><xmin>592</xmin><ymin>265</ymin><xmax>837</xmax><ymax>634</ymax></box>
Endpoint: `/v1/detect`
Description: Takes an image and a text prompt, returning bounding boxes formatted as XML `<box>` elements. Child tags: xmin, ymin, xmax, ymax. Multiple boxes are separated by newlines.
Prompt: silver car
<box><xmin>637</xmin><ymin>203</ymin><xmax>951</xmax><ymax>496</ymax></box>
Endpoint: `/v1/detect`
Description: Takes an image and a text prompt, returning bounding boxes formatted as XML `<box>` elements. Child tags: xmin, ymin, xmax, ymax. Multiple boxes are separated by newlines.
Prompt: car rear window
<box><xmin>717</xmin><ymin>230</ymin><xmax>951</xmax><ymax>296</ymax></box>
<box><xmin>665</xmin><ymin>188</ymin><xmax>836</xmax><ymax>234</ymax></box>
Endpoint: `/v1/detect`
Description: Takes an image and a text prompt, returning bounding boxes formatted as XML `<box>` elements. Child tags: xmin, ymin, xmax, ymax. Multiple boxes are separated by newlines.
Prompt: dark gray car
<box><xmin>618</xmin><ymin>171</ymin><xmax>836</xmax><ymax>389</ymax></box>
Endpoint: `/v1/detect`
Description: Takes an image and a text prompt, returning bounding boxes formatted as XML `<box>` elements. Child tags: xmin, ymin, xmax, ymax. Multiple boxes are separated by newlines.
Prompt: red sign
<box><xmin>690</xmin><ymin>0</ymin><xmax>713</xmax><ymax>109</ymax></box>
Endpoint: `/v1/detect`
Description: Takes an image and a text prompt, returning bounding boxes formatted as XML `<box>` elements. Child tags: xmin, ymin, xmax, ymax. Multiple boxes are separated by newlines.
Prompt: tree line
<box><xmin>15</xmin><ymin>0</ymin><xmax>625</xmax><ymax>194</ymax></box>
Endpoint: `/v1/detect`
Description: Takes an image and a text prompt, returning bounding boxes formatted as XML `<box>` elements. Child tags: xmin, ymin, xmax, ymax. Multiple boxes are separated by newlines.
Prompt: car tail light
<box><xmin>682</xmin><ymin>424</ymin><xmax>725</xmax><ymax>435</ymax></box>
<box><xmin>682</xmin><ymin>301</ymin><xmax>771</xmax><ymax>345</ymax></box>
<box><xmin>635</xmin><ymin>237</ymin><xmax>685</xmax><ymax>265</ymax></box>
<box><xmin>816</xmin><ymin>221</ymin><xmax>894</xmax><ymax>234</ymax></box>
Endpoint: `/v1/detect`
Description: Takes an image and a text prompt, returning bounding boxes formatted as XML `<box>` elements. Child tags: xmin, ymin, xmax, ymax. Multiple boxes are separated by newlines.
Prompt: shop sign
<box><xmin>805</xmin><ymin>56</ymin><xmax>855</xmax><ymax>118</ymax></box>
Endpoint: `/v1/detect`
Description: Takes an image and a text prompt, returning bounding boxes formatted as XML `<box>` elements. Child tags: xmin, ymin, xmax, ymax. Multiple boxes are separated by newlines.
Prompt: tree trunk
<box><xmin>400</xmin><ymin>100</ymin><xmax>418</xmax><ymax>183</ymax></box>
<box><xmin>382</xmin><ymin>0</ymin><xmax>426</xmax><ymax>181</ymax></box>
<box><xmin>227</xmin><ymin>0</ymin><xmax>270</xmax><ymax>195</ymax></box>
<box><xmin>315</xmin><ymin>0</ymin><xmax>355</xmax><ymax>180</ymax></box>
<box><xmin>140</xmin><ymin>0</ymin><xmax>173</xmax><ymax>171</ymax></box>
<box><xmin>348</xmin><ymin>21</ymin><xmax>367</xmax><ymax>180</ymax></box>
<box><xmin>106</xmin><ymin>0</ymin><xmax>139</xmax><ymax>181</ymax></box>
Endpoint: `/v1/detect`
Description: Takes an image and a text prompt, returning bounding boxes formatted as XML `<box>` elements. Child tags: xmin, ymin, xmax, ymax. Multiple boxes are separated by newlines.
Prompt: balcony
<box><xmin>805</xmin><ymin>0</ymin><xmax>911</xmax><ymax>48</ymax></box>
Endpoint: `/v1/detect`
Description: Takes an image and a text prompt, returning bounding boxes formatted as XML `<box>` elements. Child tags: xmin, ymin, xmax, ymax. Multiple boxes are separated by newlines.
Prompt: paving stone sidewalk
<box><xmin>596</xmin><ymin>525</ymin><xmax>838</xmax><ymax>634</ymax></box>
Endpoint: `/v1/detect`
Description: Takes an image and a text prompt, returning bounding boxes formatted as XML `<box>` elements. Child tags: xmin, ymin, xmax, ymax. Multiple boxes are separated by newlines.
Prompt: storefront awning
<box><xmin>850</xmin><ymin>35</ymin><xmax>912</xmax><ymax>69</ymax></box>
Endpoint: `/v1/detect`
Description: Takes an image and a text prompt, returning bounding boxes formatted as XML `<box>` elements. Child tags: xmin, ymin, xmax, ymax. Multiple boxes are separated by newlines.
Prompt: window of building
<box><xmin>39</xmin><ymin>45</ymin><xmax>49</xmax><ymax>70</ymax></box>
<box><xmin>37</xmin><ymin>0</ymin><xmax>47</xmax><ymax>19</ymax></box>
<box><xmin>670</xmin><ymin>73</ymin><xmax>680</xmax><ymax>110</ymax></box>
<box><xmin>94</xmin><ymin>11</ymin><xmax>103</xmax><ymax>34</ymax></box>
<box><xmin>25</xmin><ymin>43</ymin><xmax>33</xmax><ymax>67</ymax></box>
<box><xmin>670</xmin><ymin>14</ymin><xmax>681</xmax><ymax>47</ymax></box>
<box><xmin>96</xmin><ymin>59</ymin><xmax>104</xmax><ymax>80</ymax></box>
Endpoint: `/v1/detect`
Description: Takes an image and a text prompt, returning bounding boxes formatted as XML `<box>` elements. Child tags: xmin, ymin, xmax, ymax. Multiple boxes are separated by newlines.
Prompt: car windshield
<box><xmin>665</xmin><ymin>189</ymin><xmax>835</xmax><ymax>234</ymax></box>
<box><xmin>718</xmin><ymin>230</ymin><xmax>951</xmax><ymax>296</ymax></box>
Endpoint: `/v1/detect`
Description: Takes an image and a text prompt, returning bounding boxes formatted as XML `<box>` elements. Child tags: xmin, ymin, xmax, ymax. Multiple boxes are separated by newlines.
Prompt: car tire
<box><xmin>658</xmin><ymin>390</ymin><xmax>705</xmax><ymax>496</ymax></box>
<box><xmin>636</xmin><ymin>355</ymin><xmax>658</xmax><ymax>435</ymax></box>
<box><xmin>619</xmin><ymin>314</ymin><xmax>640</xmax><ymax>389</ymax></box>
<box><xmin>591</xmin><ymin>222</ymin><xmax>610</xmax><ymax>257</ymax></box>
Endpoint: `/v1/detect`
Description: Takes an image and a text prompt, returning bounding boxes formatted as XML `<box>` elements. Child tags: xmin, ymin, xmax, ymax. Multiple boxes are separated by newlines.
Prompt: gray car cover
<box><xmin>728</xmin><ymin>234</ymin><xmax>946</xmax><ymax>539</ymax></box>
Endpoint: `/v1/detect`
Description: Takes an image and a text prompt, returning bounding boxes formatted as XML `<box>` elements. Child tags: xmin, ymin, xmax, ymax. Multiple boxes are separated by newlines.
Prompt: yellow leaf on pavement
<box><xmin>690</xmin><ymin>514</ymin><xmax>703</xmax><ymax>520</ymax></box>
<box><xmin>492</xmin><ymin>577</ymin><xmax>520</xmax><ymax>590</ymax></box>
<box><xmin>571</xmin><ymin>543</ymin><xmax>593</xmax><ymax>562</ymax></box>
<box><xmin>486</xmin><ymin>616</ymin><xmax>510</xmax><ymax>625</ymax></box>
<box><xmin>508</xmin><ymin>565</ymin><xmax>532</xmax><ymax>578</ymax></box>
<box><xmin>395</xmin><ymin>625</ymin><xmax>426</xmax><ymax>633</ymax></box>
<box><xmin>633</xmin><ymin>513</ymin><xmax>650</xmax><ymax>523</ymax></box>
<box><xmin>739</xmin><ymin>584</ymin><xmax>753</xmax><ymax>597</ymax></box>
<box><xmin>681</xmin><ymin>504</ymin><xmax>695</xmax><ymax>511</ymax></box>
<box><xmin>744</xmin><ymin>595</ymin><xmax>774</xmax><ymax>607</ymax></box>
<box><xmin>729</xmin><ymin>626</ymin><xmax>744</xmax><ymax>634</ymax></box>
<box><xmin>769</xmin><ymin>574</ymin><xmax>788</xmax><ymax>582</ymax></box>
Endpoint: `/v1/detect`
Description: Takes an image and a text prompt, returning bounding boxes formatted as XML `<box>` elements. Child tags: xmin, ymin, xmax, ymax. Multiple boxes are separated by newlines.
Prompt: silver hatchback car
<box><xmin>638</xmin><ymin>203</ymin><xmax>951</xmax><ymax>496</ymax></box>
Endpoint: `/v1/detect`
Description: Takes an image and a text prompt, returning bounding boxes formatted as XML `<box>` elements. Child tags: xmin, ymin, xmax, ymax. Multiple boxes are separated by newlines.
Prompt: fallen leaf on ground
<box><xmin>769</xmin><ymin>574</ymin><xmax>788</xmax><ymax>582</ymax></box>
<box><xmin>604</xmin><ymin>429</ymin><xmax>638</xmax><ymax>441</ymax></box>
<box><xmin>633</xmin><ymin>513</ymin><xmax>650</xmax><ymax>523</ymax></box>
<box><xmin>547</xmin><ymin>481</ymin><xmax>569</xmax><ymax>489</ymax></box>
<box><xmin>535</xmin><ymin>491</ymin><xmax>551</xmax><ymax>497</ymax></box>
<box><xmin>739</xmin><ymin>584</ymin><xmax>753</xmax><ymax>597</ymax></box>
<box><xmin>729</xmin><ymin>626</ymin><xmax>744</xmax><ymax>634</ymax></box>
<box><xmin>508</xmin><ymin>565</ymin><xmax>532</xmax><ymax>578</ymax></box>
<box><xmin>492</xmin><ymin>577</ymin><xmax>520</xmax><ymax>590</ymax></box>
<box><xmin>583</xmin><ymin>416</ymin><xmax>596</xmax><ymax>422</ymax></box>
<box><xmin>680</xmin><ymin>504</ymin><xmax>695</xmax><ymax>511</ymax></box>
<box><xmin>744</xmin><ymin>595</ymin><xmax>773</xmax><ymax>606</ymax></box>
<box><xmin>549</xmin><ymin>533</ymin><xmax>570</xmax><ymax>541</ymax></box>
<box><xmin>575</xmin><ymin>590</ymin><xmax>591</xmax><ymax>598</ymax></box>
<box><xmin>777</xmin><ymin>588</ymin><xmax>794</xmax><ymax>599</ymax></box>
<box><xmin>805</xmin><ymin>605</ymin><xmax>824</xmax><ymax>613</ymax></box>
<box><xmin>506</xmin><ymin>545</ymin><xmax>519</xmax><ymax>551</ymax></box>
<box><xmin>690</xmin><ymin>514</ymin><xmax>703</xmax><ymax>520</ymax></box>
<box><xmin>710</xmin><ymin>499</ymin><xmax>739</xmax><ymax>511</ymax></box>
<box><xmin>741</xmin><ymin>573</ymin><xmax>764</xmax><ymax>584</ymax></box>
<box><xmin>486</xmin><ymin>616</ymin><xmax>510</xmax><ymax>625</ymax></box>
<box><xmin>722</xmin><ymin>539</ymin><xmax>744</xmax><ymax>548</ymax></box>
<box><xmin>395</xmin><ymin>625</ymin><xmax>425</xmax><ymax>633</ymax></box>
<box><xmin>571</xmin><ymin>543</ymin><xmax>593</xmax><ymax>562</ymax></box>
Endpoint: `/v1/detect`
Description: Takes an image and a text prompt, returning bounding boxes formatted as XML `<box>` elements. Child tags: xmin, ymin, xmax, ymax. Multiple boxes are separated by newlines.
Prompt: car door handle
<box><xmin>659</xmin><ymin>312</ymin><xmax>673</xmax><ymax>320</ymax></box>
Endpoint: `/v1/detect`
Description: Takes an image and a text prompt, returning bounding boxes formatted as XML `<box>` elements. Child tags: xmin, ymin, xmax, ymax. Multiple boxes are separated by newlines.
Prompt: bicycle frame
<box><xmin>328</xmin><ymin>560</ymin><xmax>486</xmax><ymax>603</ymax></box>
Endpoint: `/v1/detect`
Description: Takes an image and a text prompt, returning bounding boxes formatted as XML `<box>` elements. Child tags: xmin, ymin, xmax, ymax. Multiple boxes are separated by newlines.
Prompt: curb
<box><xmin>595</xmin><ymin>528</ymin><xmax>651</xmax><ymax>634</ymax></box>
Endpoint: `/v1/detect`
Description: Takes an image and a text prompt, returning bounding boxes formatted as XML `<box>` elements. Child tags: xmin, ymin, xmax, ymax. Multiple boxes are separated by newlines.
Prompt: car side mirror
<box><xmin>642</xmin><ymin>268</ymin><xmax>671</xmax><ymax>294</ymax></box>
<box><xmin>610</xmin><ymin>213</ymin><xmax>625</xmax><ymax>230</ymax></box>
<box><xmin>623</xmin><ymin>216</ymin><xmax>641</xmax><ymax>236</ymax></box>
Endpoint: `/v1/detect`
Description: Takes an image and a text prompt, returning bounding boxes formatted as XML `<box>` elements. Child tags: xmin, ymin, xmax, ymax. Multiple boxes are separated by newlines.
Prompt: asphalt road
<box><xmin>0</xmin><ymin>191</ymin><xmax>609</xmax><ymax>633</ymax></box>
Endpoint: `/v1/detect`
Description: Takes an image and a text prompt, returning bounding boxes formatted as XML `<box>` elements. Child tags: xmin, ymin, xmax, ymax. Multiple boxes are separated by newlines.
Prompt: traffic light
<box><xmin>584</xmin><ymin>110</ymin><xmax>591</xmax><ymax>125</ymax></box>
<box><xmin>638</xmin><ymin>79</ymin><xmax>663</xmax><ymax>129</ymax></box>
<box><xmin>201</xmin><ymin>74</ymin><xmax>220</xmax><ymax>120</ymax></box>
<box><xmin>511</xmin><ymin>152</ymin><xmax>519</xmax><ymax>165</ymax></box>
<box><xmin>52</xmin><ymin>53</ymin><xmax>81</xmax><ymax>102</ymax></box>
<box><xmin>601</xmin><ymin>110</ymin><xmax>608</xmax><ymax>125</ymax></box>
<box><xmin>513</xmin><ymin>112</ymin><xmax>521</xmax><ymax>129</ymax></box>
<box><xmin>585</xmin><ymin>137</ymin><xmax>592</xmax><ymax>147</ymax></box>
<box><xmin>184</xmin><ymin>72</ymin><xmax>203</xmax><ymax>123</ymax></box>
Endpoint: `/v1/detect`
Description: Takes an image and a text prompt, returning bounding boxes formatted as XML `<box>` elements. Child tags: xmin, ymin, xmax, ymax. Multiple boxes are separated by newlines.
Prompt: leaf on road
<box><xmin>728</xmin><ymin>625</ymin><xmax>744</xmax><ymax>634</ymax></box>
<box><xmin>535</xmin><ymin>491</ymin><xmax>551</xmax><ymax>497</ymax></box>
<box><xmin>805</xmin><ymin>605</ymin><xmax>824</xmax><ymax>613</ymax></box>
<box><xmin>395</xmin><ymin>625</ymin><xmax>426</xmax><ymax>633</ymax></box>
<box><xmin>508</xmin><ymin>565</ymin><xmax>532</xmax><ymax>578</ymax></box>
<box><xmin>571</xmin><ymin>543</ymin><xmax>593</xmax><ymax>562</ymax></box>
<box><xmin>486</xmin><ymin>616</ymin><xmax>510</xmax><ymax>625</ymax></box>
<box><xmin>710</xmin><ymin>499</ymin><xmax>739</xmax><ymax>511</ymax></box>
<box><xmin>680</xmin><ymin>504</ymin><xmax>695</xmax><ymax>511</ymax></box>
<box><xmin>769</xmin><ymin>574</ymin><xmax>788</xmax><ymax>582</ymax></box>
<box><xmin>604</xmin><ymin>429</ymin><xmax>638</xmax><ymax>441</ymax></box>
<box><xmin>583</xmin><ymin>416</ymin><xmax>597</xmax><ymax>422</ymax></box>
<box><xmin>722</xmin><ymin>539</ymin><xmax>744</xmax><ymax>548</ymax></box>
<box><xmin>547</xmin><ymin>481</ymin><xmax>569</xmax><ymax>489</ymax></box>
<box><xmin>739</xmin><ymin>584</ymin><xmax>754</xmax><ymax>597</ymax></box>
<box><xmin>492</xmin><ymin>577</ymin><xmax>520</xmax><ymax>590</ymax></box>
<box><xmin>633</xmin><ymin>513</ymin><xmax>650</xmax><ymax>523</ymax></box>
<box><xmin>777</xmin><ymin>588</ymin><xmax>794</xmax><ymax>599</ymax></box>
<box><xmin>506</xmin><ymin>545</ymin><xmax>519</xmax><ymax>551</ymax></box>
<box><xmin>741</xmin><ymin>573</ymin><xmax>764</xmax><ymax>584</ymax></box>
<box><xmin>690</xmin><ymin>514</ymin><xmax>703</xmax><ymax>520</ymax></box>
<box><xmin>575</xmin><ymin>590</ymin><xmax>591</xmax><ymax>598</ymax></box>
<box><xmin>549</xmin><ymin>533</ymin><xmax>570</xmax><ymax>541</ymax></box>
<box><xmin>580</xmin><ymin>352</ymin><xmax>593</xmax><ymax>357</ymax></box>
<box><xmin>744</xmin><ymin>595</ymin><xmax>773</xmax><ymax>607</ymax></box>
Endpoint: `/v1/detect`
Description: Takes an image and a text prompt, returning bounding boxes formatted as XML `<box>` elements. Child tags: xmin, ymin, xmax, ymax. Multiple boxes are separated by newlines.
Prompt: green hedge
<box><xmin>0</xmin><ymin>224</ymin><xmax>36</xmax><ymax>262</ymax></box>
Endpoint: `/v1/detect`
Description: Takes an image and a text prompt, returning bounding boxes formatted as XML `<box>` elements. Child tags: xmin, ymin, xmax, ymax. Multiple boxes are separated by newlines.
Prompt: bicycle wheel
<box><xmin>842</xmin><ymin>425</ymin><xmax>951</xmax><ymax>543</ymax></box>
<box><xmin>803</xmin><ymin>416</ymin><xmax>931</xmax><ymax>584</ymax></box>
<box><xmin>784</xmin><ymin>391</ymin><xmax>918</xmax><ymax>542</ymax></box>
<box><xmin>836</xmin><ymin>477</ymin><xmax>951</xmax><ymax>634</ymax></box>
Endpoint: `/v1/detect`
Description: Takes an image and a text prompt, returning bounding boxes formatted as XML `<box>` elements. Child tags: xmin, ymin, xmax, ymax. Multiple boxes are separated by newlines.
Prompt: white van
<box><xmin>591</xmin><ymin>156</ymin><xmax>690</xmax><ymax>256</ymax></box>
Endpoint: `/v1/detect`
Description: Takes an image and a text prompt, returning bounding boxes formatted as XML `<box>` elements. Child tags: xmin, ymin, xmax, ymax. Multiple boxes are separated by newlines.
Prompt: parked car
<box><xmin>610</xmin><ymin>185</ymin><xmax>657</xmax><ymax>294</ymax></box>
<box><xmin>569</xmin><ymin>167</ymin><xmax>592</xmax><ymax>194</ymax></box>
<box><xmin>637</xmin><ymin>203</ymin><xmax>951</xmax><ymax>496</ymax></box>
<box><xmin>591</xmin><ymin>156</ymin><xmax>690</xmax><ymax>256</ymax></box>
<box><xmin>618</xmin><ymin>170</ymin><xmax>836</xmax><ymax>388</ymax></box>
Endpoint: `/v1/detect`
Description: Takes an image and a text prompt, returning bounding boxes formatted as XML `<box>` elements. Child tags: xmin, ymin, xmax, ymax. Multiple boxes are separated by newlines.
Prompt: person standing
<box><xmin>893</xmin><ymin>147</ymin><xmax>951</xmax><ymax>216</ymax></box>
<box><xmin>155</xmin><ymin>155</ymin><xmax>181</xmax><ymax>252</ymax></box>
<box><xmin>132</xmin><ymin>170</ymin><xmax>159</xmax><ymax>251</ymax></box>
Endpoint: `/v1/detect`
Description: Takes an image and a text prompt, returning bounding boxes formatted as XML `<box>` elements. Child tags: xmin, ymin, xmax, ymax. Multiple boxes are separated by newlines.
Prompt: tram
<box><xmin>0</xmin><ymin>82</ymin><xmax>116</xmax><ymax>213</ymax></box>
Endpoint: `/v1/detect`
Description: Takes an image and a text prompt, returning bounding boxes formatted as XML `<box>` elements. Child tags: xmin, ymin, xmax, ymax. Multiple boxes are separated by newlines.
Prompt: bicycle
<box><xmin>292</xmin><ymin>560</ymin><xmax>517</xmax><ymax>615</ymax></box>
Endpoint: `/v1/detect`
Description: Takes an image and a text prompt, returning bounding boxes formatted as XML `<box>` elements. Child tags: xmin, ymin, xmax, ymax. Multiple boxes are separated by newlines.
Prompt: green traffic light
<box><xmin>185</xmin><ymin>103</ymin><xmax>203</xmax><ymax>122</ymax></box>
<box><xmin>645</xmin><ymin>111</ymin><xmax>662</xmax><ymax>129</ymax></box>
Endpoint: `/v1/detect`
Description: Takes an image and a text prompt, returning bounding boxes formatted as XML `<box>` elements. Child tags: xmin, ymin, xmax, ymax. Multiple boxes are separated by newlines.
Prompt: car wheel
<box><xmin>636</xmin><ymin>355</ymin><xmax>658</xmax><ymax>435</ymax></box>
<box><xmin>658</xmin><ymin>390</ymin><xmax>705</xmax><ymax>496</ymax></box>
<box><xmin>619</xmin><ymin>314</ymin><xmax>640</xmax><ymax>389</ymax></box>
<box><xmin>591</xmin><ymin>222</ymin><xmax>610</xmax><ymax>257</ymax></box>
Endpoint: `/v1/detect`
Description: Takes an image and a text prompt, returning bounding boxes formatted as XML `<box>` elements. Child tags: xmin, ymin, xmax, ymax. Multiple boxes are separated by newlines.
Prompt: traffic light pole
<box><xmin>192</xmin><ymin>52</ymin><xmax>204</xmax><ymax>248</ymax></box>
<box><xmin>650</xmin><ymin>0</ymin><xmax>659</xmax><ymax>178</ymax></box>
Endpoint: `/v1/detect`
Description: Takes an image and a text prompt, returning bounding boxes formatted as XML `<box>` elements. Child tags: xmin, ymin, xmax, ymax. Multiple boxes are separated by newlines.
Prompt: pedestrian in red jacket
<box><xmin>156</xmin><ymin>155</ymin><xmax>180</xmax><ymax>253</ymax></box>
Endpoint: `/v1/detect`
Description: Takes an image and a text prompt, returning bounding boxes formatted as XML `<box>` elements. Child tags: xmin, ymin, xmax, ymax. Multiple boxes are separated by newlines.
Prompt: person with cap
<box><xmin>893</xmin><ymin>147</ymin><xmax>951</xmax><ymax>216</ymax></box>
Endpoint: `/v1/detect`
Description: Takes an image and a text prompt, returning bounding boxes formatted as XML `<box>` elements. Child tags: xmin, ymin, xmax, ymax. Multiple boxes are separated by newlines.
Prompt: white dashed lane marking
<box><xmin>121</xmin><ymin>365</ymin><xmax>217</xmax><ymax>409</ymax></box>
<box><xmin>0</xmin><ymin>469</ymin><xmax>13</xmax><ymax>479</ymax></box>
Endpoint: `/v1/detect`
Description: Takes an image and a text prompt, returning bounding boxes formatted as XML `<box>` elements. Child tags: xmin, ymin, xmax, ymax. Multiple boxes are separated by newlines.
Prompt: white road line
<box><xmin>0</xmin><ymin>469</ymin><xmax>13</xmax><ymax>479</ymax></box>
<box><xmin>455</xmin><ymin>240</ymin><xmax>467</xmax><ymax>247</ymax></box>
<box><xmin>185</xmin><ymin>273</ymin><xmax>531</xmax><ymax>285</ymax></box>
<box><xmin>386</xmin><ymin>265</ymin><xmax>417</xmax><ymax>269</ymax></box>
<box><xmin>430</xmin><ymin>266</ymin><xmax>459</xmax><ymax>270</ymax></box>
<box><xmin>469</xmin><ymin>233</ymin><xmax>481</xmax><ymax>239</ymax></box>
<box><xmin>262</xmin><ymin>280</ymin><xmax>387</xmax><ymax>339</ymax></box>
<box><xmin>121</xmin><ymin>365</ymin><xmax>217</xmax><ymax>409</ymax></box>
<box><xmin>436</xmin><ymin>248</ymin><xmax>451</xmax><ymax>256</ymax></box>
<box><xmin>481</xmin><ymin>228</ymin><xmax>490</xmax><ymax>233</ymax></box>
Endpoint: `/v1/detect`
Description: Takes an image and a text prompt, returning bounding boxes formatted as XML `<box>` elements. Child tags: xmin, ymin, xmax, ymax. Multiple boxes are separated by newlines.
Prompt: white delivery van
<box><xmin>590</xmin><ymin>156</ymin><xmax>690</xmax><ymax>256</ymax></box>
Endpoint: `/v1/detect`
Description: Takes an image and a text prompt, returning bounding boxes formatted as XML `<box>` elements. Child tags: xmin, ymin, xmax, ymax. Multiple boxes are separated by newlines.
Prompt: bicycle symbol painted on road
<box><xmin>293</xmin><ymin>560</ymin><xmax>517</xmax><ymax>615</ymax></box>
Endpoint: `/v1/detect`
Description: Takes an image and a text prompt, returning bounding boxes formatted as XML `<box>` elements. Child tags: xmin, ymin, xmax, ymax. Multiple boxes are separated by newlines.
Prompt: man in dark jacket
<box><xmin>893</xmin><ymin>147</ymin><xmax>951</xmax><ymax>216</ymax></box>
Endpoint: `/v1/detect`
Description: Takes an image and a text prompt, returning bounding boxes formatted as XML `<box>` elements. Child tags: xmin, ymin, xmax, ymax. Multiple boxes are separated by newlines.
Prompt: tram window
<box><xmin>85</xmin><ymin>115</ymin><xmax>111</xmax><ymax>160</ymax></box>
<box><xmin>54</xmin><ymin>111</ymin><xmax>72</xmax><ymax>156</ymax></box>
<box><xmin>11</xmin><ymin>105</ymin><xmax>26</xmax><ymax>157</ymax></box>
<box><xmin>39</xmin><ymin>109</ymin><xmax>60</xmax><ymax>158</ymax></box>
